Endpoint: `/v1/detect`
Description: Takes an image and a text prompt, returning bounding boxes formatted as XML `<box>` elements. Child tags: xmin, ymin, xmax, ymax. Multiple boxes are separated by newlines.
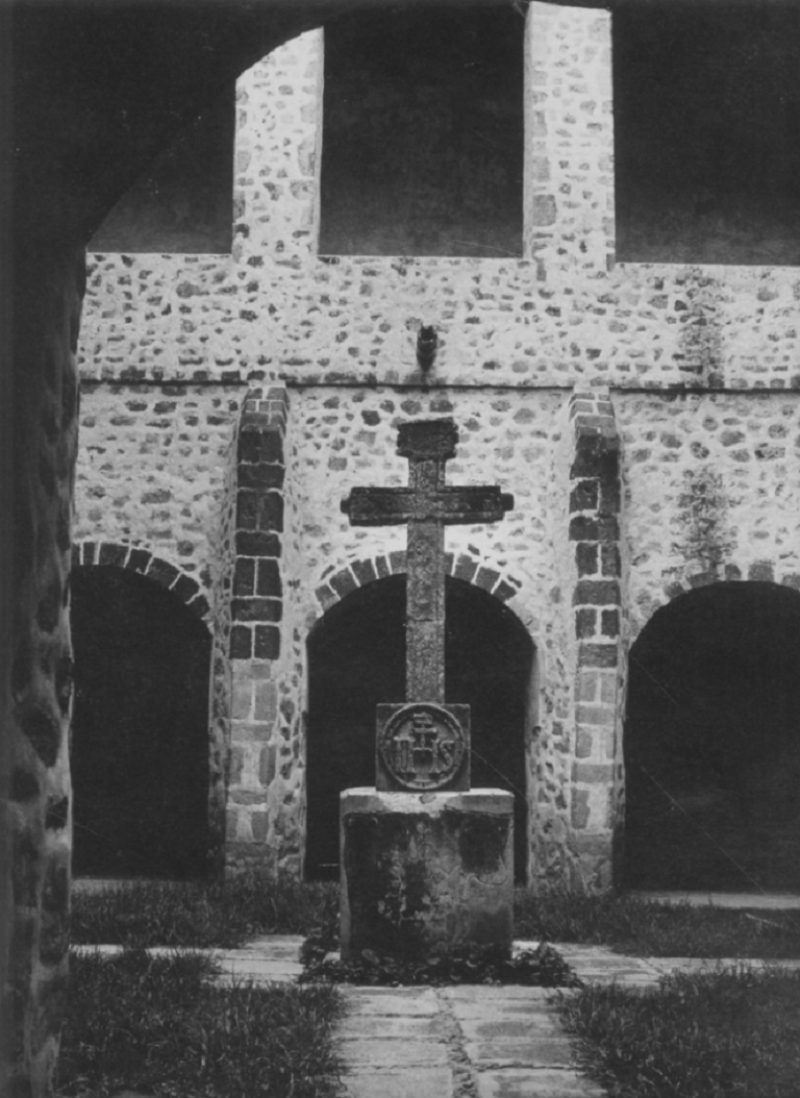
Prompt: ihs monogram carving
<box><xmin>378</xmin><ymin>702</ymin><xmax>467</xmax><ymax>791</ymax></box>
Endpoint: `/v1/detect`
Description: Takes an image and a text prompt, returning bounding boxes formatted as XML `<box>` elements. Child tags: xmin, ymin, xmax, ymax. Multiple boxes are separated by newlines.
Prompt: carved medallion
<box><xmin>376</xmin><ymin>702</ymin><xmax>469</xmax><ymax>791</ymax></box>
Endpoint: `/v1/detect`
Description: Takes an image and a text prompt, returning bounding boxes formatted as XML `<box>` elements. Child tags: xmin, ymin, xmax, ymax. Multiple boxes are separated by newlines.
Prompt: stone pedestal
<box><xmin>340</xmin><ymin>788</ymin><xmax>514</xmax><ymax>961</ymax></box>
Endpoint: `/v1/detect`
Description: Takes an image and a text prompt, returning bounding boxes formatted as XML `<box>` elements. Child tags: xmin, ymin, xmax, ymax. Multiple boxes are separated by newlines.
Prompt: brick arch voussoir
<box><xmin>312</xmin><ymin>550</ymin><xmax>525</xmax><ymax>624</ymax></box>
<box><xmin>631</xmin><ymin>560</ymin><xmax>800</xmax><ymax>648</ymax></box>
<box><xmin>661</xmin><ymin>557</ymin><xmax>800</xmax><ymax>604</ymax></box>
<box><xmin>71</xmin><ymin>540</ymin><xmax>211</xmax><ymax>624</ymax></box>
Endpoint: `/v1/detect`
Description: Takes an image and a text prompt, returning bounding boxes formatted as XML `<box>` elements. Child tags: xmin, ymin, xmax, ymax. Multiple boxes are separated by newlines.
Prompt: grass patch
<box><xmin>57</xmin><ymin>950</ymin><xmax>344</xmax><ymax>1098</ymax></box>
<box><xmin>514</xmin><ymin>887</ymin><xmax>800</xmax><ymax>958</ymax></box>
<box><xmin>557</xmin><ymin>967</ymin><xmax>800</xmax><ymax>1098</ymax></box>
<box><xmin>71</xmin><ymin>875</ymin><xmax>339</xmax><ymax>948</ymax></box>
<box><xmin>72</xmin><ymin>877</ymin><xmax>800</xmax><ymax>958</ymax></box>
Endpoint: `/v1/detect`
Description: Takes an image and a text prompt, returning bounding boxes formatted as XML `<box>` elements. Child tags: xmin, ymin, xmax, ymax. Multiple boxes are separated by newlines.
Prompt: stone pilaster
<box><xmin>225</xmin><ymin>386</ymin><xmax>287</xmax><ymax>874</ymax></box>
<box><xmin>524</xmin><ymin>2</ymin><xmax>615</xmax><ymax>280</ymax></box>
<box><xmin>567</xmin><ymin>390</ymin><xmax>623</xmax><ymax>888</ymax></box>
<box><xmin>234</xmin><ymin>29</ymin><xmax>324</xmax><ymax>263</ymax></box>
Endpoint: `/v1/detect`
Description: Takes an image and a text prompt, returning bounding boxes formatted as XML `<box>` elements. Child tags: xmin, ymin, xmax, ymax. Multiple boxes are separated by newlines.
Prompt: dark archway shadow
<box><xmin>305</xmin><ymin>575</ymin><xmax>534</xmax><ymax>882</ymax></box>
<box><xmin>623</xmin><ymin>582</ymin><xmax>800</xmax><ymax>892</ymax></box>
<box><xmin>70</xmin><ymin>566</ymin><xmax>211</xmax><ymax>878</ymax></box>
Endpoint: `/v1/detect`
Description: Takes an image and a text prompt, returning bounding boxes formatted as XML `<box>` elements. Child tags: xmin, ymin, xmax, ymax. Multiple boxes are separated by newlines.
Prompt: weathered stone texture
<box><xmin>285</xmin><ymin>385</ymin><xmax>573</xmax><ymax>884</ymax></box>
<box><xmin>524</xmin><ymin>4</ymin><xmax>614</xmax><ymax>276</ymax></box>
<box><xmin>67</xmin><ymin>19</ymin><xmax>800</xmax><ymax>894</ymax></box>
<box><xmin>78</xmin><ymin>24</ymin><xmax>800</xmax><ymax>394</ymax></box>
<box><xmin>340</xmin><ymin>789</ymin><xmax>515</xmax><ymax>961</ymax></box>
<box><xmin>74</xmin><ymin>385</ymin><xmax>239</xmax><ymax>588</ymax></box>
<box><xmin>8</xmin><ymin>237</ymin><xmax>84</xmax><ymax>1098</ymax></box>
<box><xmin>618</xmin><ymin>391</ymin><xmax>800</xmax><ymax>641</ymax></box>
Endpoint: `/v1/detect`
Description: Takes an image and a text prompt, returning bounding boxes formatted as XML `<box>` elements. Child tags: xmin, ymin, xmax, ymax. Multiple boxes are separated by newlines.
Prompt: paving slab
<box><xmin>338</xmin><ymin>1038</ymin><xmax>452</xmax><ymax>1067</ymax></box>
<box><xmin>555</xmin><ymin>945</ymin><xmax>662</xmax><ymax>986</ymax></box>
<box><xmin>344</xmin><ymin>989</ymin><xmax>440</xmax><ymax>1016</ymax></box>
<box><xmin>343</xmin><ymin>1068</ymin><xmax>454</xmax><ymax>1098</ymax></box>
<box><xmin>448</xmin><ymin>999</ymin><xmax>561</xmax><ymax>1023</ymax></box>
<box><xmin>337</xmin><ymin>1015</ymin><xmax>444</xmax><ymax>1039</ymax></box>
<box><xmin>457</xmin><ymin>1016</ymin><xmax>562</xmax><ymax>1040</ymax></box>
<box><xmin>464</xmin><ymin>1036</ymin><xmax>576</xmax><ymax>1069</ymax></box>
<box><xmin>475</xmin><ymin>1068</ymin><xmax>605</xmax><ymax>1097</ymax></box>
<box><xmin>236</xmin><ymin>934</ymin><xmax>305</xmax><ymax>954</ymax></box>
<box><xmin>443</xmin><ymin>985</ymin><xmax>555</xmax><ymax>1001</ymax></box>
<box><xmin>630</xmin><ymin>890</ymin><xmax>800</xmax><ymax>910</ymax></box>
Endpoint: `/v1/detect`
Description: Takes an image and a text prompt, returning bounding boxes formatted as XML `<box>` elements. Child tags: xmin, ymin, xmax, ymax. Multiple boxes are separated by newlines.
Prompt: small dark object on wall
<box><xmin>417</xmin><ymin>325</ymin><xmax>438</xmax><ymax>371</ymax></box>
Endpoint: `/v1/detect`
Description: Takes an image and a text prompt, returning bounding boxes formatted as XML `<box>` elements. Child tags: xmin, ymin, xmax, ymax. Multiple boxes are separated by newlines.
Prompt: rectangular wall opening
<box><xmin>318</xmin><ymin>7</ymin><xmax>524</xmax><ymax>258</ymax></box>
<box><xmin>89</xmin><ymin>89</ymin><xmax>235</xmax><ymax>254</ymax></box>
<box><xmin>614</xmin><ymin>3</ymin><xmax>800</xmax><ymax>266</ymax></box>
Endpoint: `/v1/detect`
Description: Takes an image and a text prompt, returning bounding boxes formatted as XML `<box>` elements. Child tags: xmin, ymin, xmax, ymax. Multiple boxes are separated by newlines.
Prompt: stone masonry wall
<box><xmin>71</xmin><ymin>5</ymin><xmax>800</xmax><ymax>889</ymax></box>
<box><xmin>280</xmin><ymin>385</ymin><xmax>575</xmax><ymax>884</ymax></box>
<box><xmin>74</xmin><ymin>385</ymin><xmax>240</xmax><ymax>592</ymax></box>
<box><xmin>618</xmin><ymin>389</ymin><xmax>800</xmax><ymax>642</ymax></box>
<box><xmin>79</xmin><ymin>10</ymin><xmax>800</xmax><ymax>393</ymax></box>
<box><xmin>8</xmin><ymin>237</ymin><xmax>85</xmax><ymax>1097</ymax></box>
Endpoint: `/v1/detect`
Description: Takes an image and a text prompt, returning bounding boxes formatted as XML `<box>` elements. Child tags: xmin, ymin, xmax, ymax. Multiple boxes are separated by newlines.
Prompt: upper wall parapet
<box><xmin>78</xmin><ymin>7</ymin><xmax>800</xmax><ymax>392</ymax></box>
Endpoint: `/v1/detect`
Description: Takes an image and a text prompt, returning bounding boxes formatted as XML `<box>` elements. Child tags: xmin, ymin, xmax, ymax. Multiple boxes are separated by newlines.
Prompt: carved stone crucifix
<box><xmin>341</xmin><ymin>419</ymin><xmax>513</xmax><ymax>791</ymax></box>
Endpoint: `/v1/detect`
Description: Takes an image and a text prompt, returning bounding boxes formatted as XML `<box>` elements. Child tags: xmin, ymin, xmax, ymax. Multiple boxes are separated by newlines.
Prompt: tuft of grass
<box><xmin>73</xmin><ymin>876</ymin><xmax>800</xmax><ymax>958</ymax></box>
<box><xmin>514</xmin><ymin>886</ymin><xmax>800</xmax><ymax>958</ymax></box>
<box><xmin>71</xmin><ymin>874</ymin><xmax>340</xmax><ymax>948</ymax></box>
<box><xmin>557</xmin><ymin>967</ymin><xmax>800</xmax><ymax>1098</ymax></box>
<box><xmin>57</xmin><ymin>949</ymin><xmax>344</xmax><ymax>1098</ymax></box>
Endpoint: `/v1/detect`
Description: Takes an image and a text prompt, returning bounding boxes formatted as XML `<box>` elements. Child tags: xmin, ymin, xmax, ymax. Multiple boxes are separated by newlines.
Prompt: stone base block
<box><xmin>340</xmin><ymin>788</ymin><xmax>514</xmax><ymax>961</ymax></box>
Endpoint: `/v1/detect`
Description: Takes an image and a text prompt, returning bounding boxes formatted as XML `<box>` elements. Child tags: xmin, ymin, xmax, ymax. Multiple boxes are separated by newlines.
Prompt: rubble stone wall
<box><xmin>617</xmin><ymin>389</ymin><xmax>800</xmax><ymax>642</ymax></box>
<box><xmin>8</xmin><ymin>237</ymin><xmax>85</xmax><ymax>1097</ymax></box>
<box><xmin>74</xmin><ymin>384</ymin><xmax>240</xmax><ymax>588</ymax></box>
<box><xmin>80</xmin><ymin>12</ymin><xmax>800</xmax><ymax>394</ymax></box>
<box><xmin>70</xmin><ymin>6</ymin><xmax>800</xmax><ymax>889</ymax></box>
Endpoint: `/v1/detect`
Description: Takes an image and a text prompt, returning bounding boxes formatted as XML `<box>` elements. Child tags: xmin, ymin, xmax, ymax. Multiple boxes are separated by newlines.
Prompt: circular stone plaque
<box><xmin>378</xmin><ymin>702</ymin><xmax>467</xmax><ymax>791</ymax></box>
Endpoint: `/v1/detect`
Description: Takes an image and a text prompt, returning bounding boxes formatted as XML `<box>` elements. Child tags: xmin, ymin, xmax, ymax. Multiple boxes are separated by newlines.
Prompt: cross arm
<box><xmin>341</xmin><ymin>486</ymin><xmax>514</xmax><ymax>526</ymax></box>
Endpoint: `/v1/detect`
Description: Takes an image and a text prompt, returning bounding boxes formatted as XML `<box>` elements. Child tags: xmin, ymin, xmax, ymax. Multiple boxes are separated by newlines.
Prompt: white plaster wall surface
<box><xmin>74</xmin><ymin>386</ymin><xmax>241</xmax><ymax>591</ymax></box>
<box><xmin>616</xmin><ymin>390</ymin><xmax>800</xmax><ymax>640</ymax></box>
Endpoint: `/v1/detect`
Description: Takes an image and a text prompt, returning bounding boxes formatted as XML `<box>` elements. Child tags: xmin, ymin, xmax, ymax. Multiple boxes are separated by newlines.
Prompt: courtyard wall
<box><xmin>73</xmin><ymin>4</ymin><xmax>800</xmax><ymax>888</ymax></box>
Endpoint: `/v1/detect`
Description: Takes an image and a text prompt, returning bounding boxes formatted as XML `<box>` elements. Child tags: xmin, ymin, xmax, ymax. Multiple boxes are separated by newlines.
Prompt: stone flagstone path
<box><xmin>204</xmin><ymin>935</ymin><xmax>800</xmax><ymax>1098</ymax></box>
<box><xmin>82</xmin><ymin>935</ymin><xmax>800</xmax><ymax>1098</ymax></box>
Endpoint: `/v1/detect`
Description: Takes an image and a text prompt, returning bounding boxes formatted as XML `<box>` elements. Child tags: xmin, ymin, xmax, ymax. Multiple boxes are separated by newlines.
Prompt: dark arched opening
<box><xmin>70</xmin><ymin>565</ymin><xmax>212</xmax><ymax>878</ymax></box>
<box><xmin>623</xmin><ymin>582</ymin><xmax>800</xmax><ymax>892</ymax></box>
<box><xmin>305</xmin><ymin>574</ymin><xmax>534</xmax><ymax>882</ymax></box>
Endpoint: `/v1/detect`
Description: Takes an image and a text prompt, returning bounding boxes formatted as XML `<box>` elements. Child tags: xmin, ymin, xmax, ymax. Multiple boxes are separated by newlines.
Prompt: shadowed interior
<box><xmin>624</xmin><ymin>582</ymin><xmax>800</xmax><ymax>891</ymax></box>
<box><xmin>70</xmin><ymin>566</ymin><xmax>211</xmax><ymax>878</ymax></box>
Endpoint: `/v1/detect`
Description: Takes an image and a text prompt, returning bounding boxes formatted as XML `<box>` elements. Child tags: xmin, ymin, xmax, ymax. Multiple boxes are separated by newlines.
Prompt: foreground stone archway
<box><xmin>305</xmin><ymin>573</ymin><xmax>536</xmax><ymax>882</ymax></box>
<box><xmin>623</xmin><ymin>581</ymin><xmax>800</xmax><ymax>892</ymax></box>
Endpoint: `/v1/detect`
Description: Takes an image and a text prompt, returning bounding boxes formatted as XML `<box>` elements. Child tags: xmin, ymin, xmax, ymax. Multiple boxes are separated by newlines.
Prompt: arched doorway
<box><xmin>305</xmin><ymin>574</ymin><xmax>534</xmax><ymax>881</ymax></box>
<box><xmin>623</xmin><ymin>582</ymin><xmax>800</xmax><ymax>891</ymax></box>
<box><xmin>70</xmin><ymin>565</ymin><xmax>212</xmax><ymax>877</ymax></box>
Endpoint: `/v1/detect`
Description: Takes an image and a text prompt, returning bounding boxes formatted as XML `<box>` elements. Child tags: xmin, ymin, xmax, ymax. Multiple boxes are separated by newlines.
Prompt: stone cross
<box><xmin>341</xmin><ymin>419</ymin><xmax>513</xmax><ymax>791</ymax></box>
